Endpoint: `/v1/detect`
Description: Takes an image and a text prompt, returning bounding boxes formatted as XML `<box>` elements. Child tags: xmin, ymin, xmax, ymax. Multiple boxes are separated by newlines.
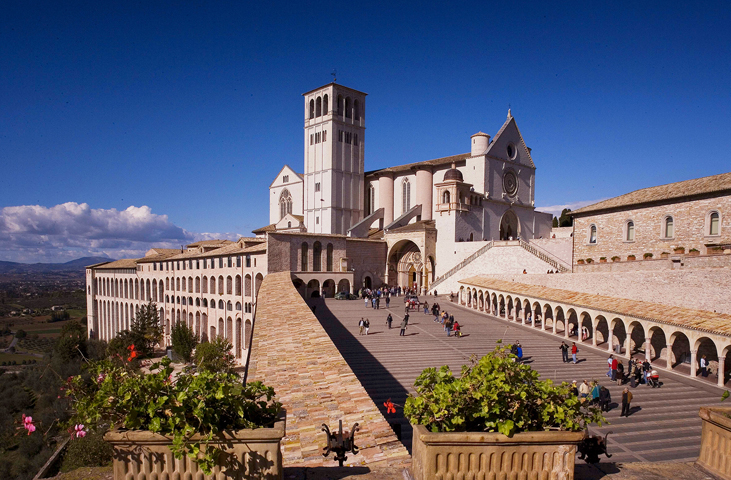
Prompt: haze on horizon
<box><xmin>2</xmin><ymin>1</ymin><xmax>729</xmax><ymax>263</ymax></box>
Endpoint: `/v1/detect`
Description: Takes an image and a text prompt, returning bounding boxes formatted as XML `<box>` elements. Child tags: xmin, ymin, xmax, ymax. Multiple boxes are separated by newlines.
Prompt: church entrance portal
<box><xmin>388</xmin><ymin>240</ymin><xmax>427</xmax><ymax>293</ymax></box>
<box><xmin>499</xmin><ymin>210</ymin><xmax>520</xmax><ymax>240</ymax></box>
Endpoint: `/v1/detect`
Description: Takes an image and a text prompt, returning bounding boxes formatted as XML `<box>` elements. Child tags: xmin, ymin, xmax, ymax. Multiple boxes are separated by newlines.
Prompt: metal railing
<box><xmin>518</xmin><ymin>240</ymin><xmax>571</xmax><ymax>272</ymax></box>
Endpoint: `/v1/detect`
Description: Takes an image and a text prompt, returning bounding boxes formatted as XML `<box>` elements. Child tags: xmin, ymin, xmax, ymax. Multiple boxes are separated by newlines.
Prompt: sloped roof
<box><xmin>186</xmin><ymin>239</ymin><xmax>234</xmax><ymax>248</ymax></box>
<box><xmin>484</xmin><ymin>113</ymin><xmax>535</xmax><ymax>168</ymax></box>
<box><xmin>387</xmin><ymin>220</ymin><xmax>436</xmax><ymax>234</ymax></box>
<box><xmin>572</xmin><ymin>171</ymin><xmax>731</xmax><ymax>216</ymax></box>
<box><xmin>252</xmin><ymin>224</ymin><xmax>276</xmax><ymax>234</ymax></box>
<box><xmin>94</xmin><ymin>259</ymin><xmax>139</xmax><ymax>270</ymax></box>
<box><xmin>136</xmin><ymin>250</ymin><xmax>183</xmax><ymax>263</ymax></box>
<box><xmin>365</xmin><ymin>153</ymin><xmax>471</xmax><ymax>176</ymax></box>
<box><xmin>460</xmin><ymin>276</ymin><xmax>731</xmax><ymax>337</ymax></box>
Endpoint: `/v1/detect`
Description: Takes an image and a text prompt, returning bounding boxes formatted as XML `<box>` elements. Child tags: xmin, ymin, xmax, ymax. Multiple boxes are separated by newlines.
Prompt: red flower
<box><xmin>127</xmin><ymin>344</ymin><xmax>138</xmax><ymax>362</ymax></box>
<box><xmin>384</xmin><ymin>399</ymin><xmax>396</xmax><ymax>415</ymax></box>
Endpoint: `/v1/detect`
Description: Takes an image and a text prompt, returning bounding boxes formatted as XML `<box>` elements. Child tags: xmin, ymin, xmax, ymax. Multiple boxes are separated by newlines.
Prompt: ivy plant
<box><xmin>66</xmin><ymin>357</ymin><xmax>281</xmax><ymax>474</ymax></box>
<box><xmin>404</xmin><ymin>345</ymin><xmax>605</xmax><ymax>435</ymax></box>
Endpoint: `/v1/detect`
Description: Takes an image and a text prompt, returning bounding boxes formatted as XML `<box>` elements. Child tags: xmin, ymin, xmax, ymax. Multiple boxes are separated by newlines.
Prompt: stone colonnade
<box><xmin>458</xmin><ymin>283</ymin><xmax>731</xmax><ymax>387</ymax></box>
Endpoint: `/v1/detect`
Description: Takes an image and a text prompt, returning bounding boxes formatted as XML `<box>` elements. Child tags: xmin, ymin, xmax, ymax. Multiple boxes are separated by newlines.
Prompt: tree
<box><xmin>171</xmin><ymin>321</ymin><xmax>198</xmax><ymax>363</ymax></box>
<box><xmin>129</xmin><ymin>301</ymin><xmax>163</xmax><ymax>358</ymax></box>
<box><xmin>552</xmin><ymin>216</ymin><xmax>559</xmax><ymax>228</ymax></box>
<box><xmin>195</xmin><ymin>336</ymin><xmax>235</xmax><ymax>373</ymax></box>
<box><xmin>558</xmin><ymin>208</ymin><xmax>573</xmax><ymax>227</ymax></box>
<box><xmin>15</xmin><ymin>329</ymin><xmax>27</xmax><ymax>339</ymax></box>
<box><xmin>54</xmin><ymin>321</ymin><xmax>87</xmax><ymax>362</ymax></box>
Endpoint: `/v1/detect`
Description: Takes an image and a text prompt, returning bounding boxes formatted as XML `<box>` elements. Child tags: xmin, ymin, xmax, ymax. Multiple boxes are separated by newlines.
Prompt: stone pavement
<box><xmin>312</xmin><ymin>295</ymin><xmax>727</xmax><ymax>464</ymax></box>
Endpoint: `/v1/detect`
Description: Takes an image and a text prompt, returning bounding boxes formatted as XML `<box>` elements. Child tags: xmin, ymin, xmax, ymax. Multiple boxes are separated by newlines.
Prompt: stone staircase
<box><xmin>428</xmin><ymin>239</ymin><xmax>570</xmax><ymax>294</ymax></box>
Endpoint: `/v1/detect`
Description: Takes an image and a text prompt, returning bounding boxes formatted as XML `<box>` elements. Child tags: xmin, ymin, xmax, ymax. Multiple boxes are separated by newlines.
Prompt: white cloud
<box><xmin>536</xmin><ymin>198</ymin><xmax>607</xmax><ymax>219</ymax></box>
<box><xmin>0</xmin><ymin>203</ymin><xmax>240</xmax><ymax>263</ymax></box>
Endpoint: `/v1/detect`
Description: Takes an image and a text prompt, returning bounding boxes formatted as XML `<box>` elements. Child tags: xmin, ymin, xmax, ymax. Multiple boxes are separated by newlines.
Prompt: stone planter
<box><xmin>411</xmin><ymin>425</ymin><xmax>585</xmax><ymax>480</ymax></box>
<box><xmin>698</xmin><ymin>406</ymin><xmax>731</xmax><ymax>479</ymax></box>
<box><xmin>660</xmin><ymin>252</ymin><xmax>670</xmax><ymax>259</ymax></box>
<box><xmin>689</xmin><ymin>250</ymin><xmax>700</xmax><ymax>256</ymax></box>
<box><xmin>674</xmin><ymin>248</ymin><xmax>685</xmax><ymax>254</ymax></box>
<box><xmin>599</xmin><ymin>258</ymin><xmax>607</xmax><ymax>263</ymax></box>
<box><xmin>104</xmin><ymin>415</ymin><xmax>285</xmax><ymax>480</ymax></box>
<box><xmin>627</xmin><ymin>256</ymin><xmax>636</xmax><ymax>261</ymax></box>
<box><xmin>576</xmin><ymin>260</ymin><xmax>585</xmax><ymax>265</ymax></box>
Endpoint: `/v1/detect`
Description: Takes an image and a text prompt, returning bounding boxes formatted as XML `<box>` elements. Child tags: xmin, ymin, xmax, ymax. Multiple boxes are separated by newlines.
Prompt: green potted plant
<box><xmin>599</xmin><ymin>257</ymin><xmax>607</xmax><ymax>263</ymax></box>
<box><xmin>643</xmin><ymin>252</ymin><xmax>653</xmax><ymax>259</ymax></box>
<box><xmin>689</xmin><ymin>248</ymin><xmax>700</xmax><ymax>256</ymax></box>
<box><xmin>674</xmin><ymin>246</ymin><xmax>685</xmax><ymax>254</ymax></box>
<box><xmin>66</xmin><ymin>356</ymin><xmax>284</xmax><ymax>479</ymax></box>
<box><xmin>585</xmin><ymin>258</ymin><xmax>594</xmax><ymax>264</ymax></box>
<box><xmin>611</xmin><ymin>256</ymin><xmax>620</xmax><ymax>262</ymax></box>
<box><xmin>660</xmin><ymin>252</ymin><xmax>670</xmax><ymax>259</ymax></box>
<box><xmin>627</xmin><ymin>254</ymin><xmax>636</xmax><ymax>261</ymax></box>
<box><xmin>405</xmin><ymin>345</ymin><xmax>604</xmax><ymax>480</ymax></box>
<box><xmin>577</xmin><ymin>259</ymin><xmax>585</xmax><ymax>265</ymax></box>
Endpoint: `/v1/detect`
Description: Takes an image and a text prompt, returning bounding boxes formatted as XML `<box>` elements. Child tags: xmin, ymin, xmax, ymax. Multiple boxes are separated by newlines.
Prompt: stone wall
<box><xmin>489</xmin><ymin>268</ymin><xmax>731</xmax><ymax>315</ymax></box>
<box><xmin>433</xmin><ymin>244</ymin><xmax>559</xmax><ymax>295</ymax></box>
<box><xmin>346</xmin><ymin>238</ymin><xmax>388</xmax><ymax>289</ymax></box>
<box><xmin>575</xmin><ymin>252</ymin><xmax>731</xmax><ymax>273</ymax></box>
<box><xmin>529</xmin><ymin>237</ymin><xmax>573</xmax><ymax>265</ymax></box>
<box><xmin>247</xmin><ymin>271</ymin><xmax>410</xmax><ymax>467</ymax></box>
<box><xmin>573</xmin><ymin>194</ymin><xmax>731</xmax><ymax>266</ymax></box>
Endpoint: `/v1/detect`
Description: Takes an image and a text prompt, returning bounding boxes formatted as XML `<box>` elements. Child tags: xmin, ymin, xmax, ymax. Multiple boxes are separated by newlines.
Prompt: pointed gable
<box><xmin>269</xmin><ymin>165</ymin><xmax>303</xmax><ymax>189</ymax></box>
<box><xmin>485</xmin><ymin>113</ymin><xmax>535</xmax><ymax>168</ymax></box>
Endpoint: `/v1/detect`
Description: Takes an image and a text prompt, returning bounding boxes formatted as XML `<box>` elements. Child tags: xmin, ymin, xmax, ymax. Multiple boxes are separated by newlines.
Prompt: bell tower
<box><xmin>303</xmin><ymin>83</ymin><xmax>366</xmax><ymax>234</ymax></box>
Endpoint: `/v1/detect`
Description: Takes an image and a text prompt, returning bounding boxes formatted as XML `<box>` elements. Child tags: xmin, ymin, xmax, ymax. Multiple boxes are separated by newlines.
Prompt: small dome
<box><xmin>443</xmin><ymin>163</ymin><xmax>463</xmax><ymax>182</ymax></box>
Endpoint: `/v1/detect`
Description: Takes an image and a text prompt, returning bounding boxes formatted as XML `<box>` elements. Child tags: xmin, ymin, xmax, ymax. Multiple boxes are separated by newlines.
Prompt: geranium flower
<box><xmin>73</xmin><ymin>424</ymin><xmax>86</xmax><ymax>438</ymax></box>
<box><xmin>21</xmin><ymin>414</ymin><xmax>35</xmax><ymax>435</ymax></box>
<box><xmin>384</xmin><ymin>399</ymin><xmax>396</xmax><ymax>414</ymax></box>
<box><xmin>127</xmin><ymin>344</ymin><xmax>138</xmax><ymax>362</ymax></box>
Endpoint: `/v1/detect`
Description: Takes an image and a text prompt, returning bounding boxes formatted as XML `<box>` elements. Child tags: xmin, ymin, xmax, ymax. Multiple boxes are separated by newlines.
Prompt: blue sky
<box><xmin>1</xmin><ymin>1</ymin><xmax>730</xmax><ymax>262</ymax></box>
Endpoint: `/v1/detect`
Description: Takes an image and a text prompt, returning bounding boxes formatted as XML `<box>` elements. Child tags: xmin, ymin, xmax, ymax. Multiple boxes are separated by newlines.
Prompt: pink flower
<box><xmin>22</xmin><ymin>414</ymin><xmax>35</xmax><ymax>435</ymax></box>
<box><xmin>97</xmin><ymin>373</ymin><xmax>106</xmax><ymax>384</ymax></box>
<box><xmin>73</xmin><ymin>424</ymin><xmax>86</xmax><ymax>438</ymax></box>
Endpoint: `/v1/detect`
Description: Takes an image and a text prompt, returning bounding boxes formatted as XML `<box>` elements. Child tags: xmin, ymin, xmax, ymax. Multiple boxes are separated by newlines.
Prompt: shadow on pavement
<box><xmin>308</xmin><ymin>298</ymin><xmax>414</xmax><ymax>453</ymax></box>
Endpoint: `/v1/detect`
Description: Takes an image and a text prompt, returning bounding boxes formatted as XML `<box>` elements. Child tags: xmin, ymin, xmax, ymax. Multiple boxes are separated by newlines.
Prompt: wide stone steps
<box><xmin>314</xmin><ymin>297</ymin><xmax>725</xmax><ymax>464</ymax></box>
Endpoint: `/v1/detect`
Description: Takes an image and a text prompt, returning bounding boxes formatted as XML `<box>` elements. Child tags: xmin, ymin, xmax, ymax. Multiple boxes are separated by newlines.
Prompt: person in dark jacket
<box><xmin>621</xmin><ymin>388</ymin><xmax>633</xmax><ymax>417</ymax></box>
<box><xmin>560</xmin><ymin>341</ymin><xmax>569</xmax><ymax>363</ymax></box>
<box><xmin>599</xmin><ymin>386</ymin><xmax>611</xmax><ymax>412</ymax></box>
<box><xmin>399</xmin><ymin>317</ymin><xmax>408</xmax><ymax>336</ymax></box>
<box><xmin>386</xmin><ymin>313</ymin><xmax>393</xmax><ymax>329</ymax></box>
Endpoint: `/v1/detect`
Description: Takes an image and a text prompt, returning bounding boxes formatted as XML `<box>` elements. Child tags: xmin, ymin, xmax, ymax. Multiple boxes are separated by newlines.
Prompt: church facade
<box><xmin>85</xmin><ymin>81</ymin><xmax>554</xmax><ymax>358</ymax></box>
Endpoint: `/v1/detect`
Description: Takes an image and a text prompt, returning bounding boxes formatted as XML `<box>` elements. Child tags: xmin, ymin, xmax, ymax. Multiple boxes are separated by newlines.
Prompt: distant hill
<box><xmin>0</xmin><ymin>256</ymin><xmax>113</xmax><ymax>274</ymax></box>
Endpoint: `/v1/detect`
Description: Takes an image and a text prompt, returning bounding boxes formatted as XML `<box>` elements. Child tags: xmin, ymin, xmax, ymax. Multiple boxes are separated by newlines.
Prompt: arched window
<box><xmin>326</xmin><ymin>243</ymin><xmax>333</xmax><ymax>271</ymax></box>
<box><xmin>442</xmin><ymin>190</ymin><xmax>450</xmax><ymax>204</ymax></box>
<box><xmin>235</xmin><ymin>275</ymin><xmax>241</xmax><ymax>295</ymax></box>
<box><xmin>227</xmin><ymin>301</ymin><xmax>232</xmax><ymax>311</ymax></box>
<box><xmin>316</xmin><ymin>96</ymin><xmax>322</xmax><ymax>117</ymax></box>
<box><xmin>337</xmin><ymin>95</ymin><xmax>343</xmax><ymax>116</ymax></box>
<box><xmin>402</xmin><ymin>179</ymin><xmax>411</xmax><ymax>213</ymax></box>
<box><xmin>354</xmin><ymin>99</ymin><xmax>360</xmax><ymax>121</ymax></box>
<box><xmin>309</xmin><ymin>99</ymin><xmax>315</xmax><ymax>119</ymax></box>
<box><xmin>664</xmin><ymin>216</ymin><xmax>674</xmax><ymax>238</ymax></box>
<box><xmin>301</xmin><ymin>243</ymin><xmax>309</xmax><ymax>271</ymax></box>
<box><xmin>218</xmin><ymin>300</ymin><xmax>224</xmax><ymax>309</ymax></box>
<box><xmin>236</xmin><ymin>302</ymin><xmax>242</xmax><ymax>311</ymax></box>
<box><xmin>218</xmin><ymin>276</ymin><xmax>224</xmax><ymax>295</ymax></box>
<box><xmin>313</xmin><ymin>241</ymin><xmax>322</xmax><ymax>272</ymax></box>
<box><xmin>323</xmin><ymin>94</ymin><xmax>328</xmax><ymax>115</ymax></box>
<box><xmin>709</xmin><ymin>211</ymin><xmax>720</xmax><ymax>235</ymax></box>
<box><xmin>626</xmin><ymin>221</ymin><xmax>635</xmax><ymax>241</ymax></box>
<box><xmin>589</xmin><ymin>225</ymin><xmax>597</xmax><ymax>244</ymax></box>
<box><xmin>226</xmin><ymin>276</ymin><xmax>233</xmax><ymax>295</ymax></box>
<box><xmin>279</xmin><ymin>189</ymin><xmax>292</xmax><ymax>220</ymax></box>
<box><xmin>345</xmin><ymin>97</ymin><xmax>351</xmax><ymax>118</ymax></box>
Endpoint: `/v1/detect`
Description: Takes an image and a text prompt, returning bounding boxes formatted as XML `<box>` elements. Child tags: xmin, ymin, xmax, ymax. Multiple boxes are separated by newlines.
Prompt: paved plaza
<box><xmin>311</xmin><ymin>295</ymin><xmax>726</xmax><ymax>464</ymax></box>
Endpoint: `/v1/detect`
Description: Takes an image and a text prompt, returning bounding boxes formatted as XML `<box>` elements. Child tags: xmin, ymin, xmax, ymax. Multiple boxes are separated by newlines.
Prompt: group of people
<box><xmin>559</xmin><ymin>341</ymin><xmax>580</xmax><ymax>364</ymax></box>
<box><xmin>384</xmin><ymin>312</ymin><xmax>410</xmax><ymax>336</ymax></box>
<box><xmin>432</xmin><ymin>304</ymin><xmax>462</xmax><ymax>337</ymax></box>
<box><xmin>571</xmin><ymin>379</ymin><xmax>634</xmax><ymax>417</ymax></box>
<box><xmin>607</xmin><ymin>355</ymin><xmax>660</xmax><ymax>388</ymax></box>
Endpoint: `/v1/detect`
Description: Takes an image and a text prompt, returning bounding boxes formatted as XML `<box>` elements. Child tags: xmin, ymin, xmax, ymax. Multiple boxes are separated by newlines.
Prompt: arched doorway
<box><xmin>337</xmin><ymin>279</ymin><xmax>350</xmax><ymax>294</ymax></box>
<box><xmin>322</xmin><ymin>279</ymin><xmax>336</xmax><ymax>298</ymax></box>
<box><xmin>388</xmin><ymin>240</ymin><xmax>424</xmax><ymax>291</ymax></box>
<box><xmin>307</xmin><ymin>279</ymin><xmax>320</xmax><ymax>297</ymax></box>
<box><xmin>499</xmin><ymin>210</ymin><xmax>520</xmax><ymax>240</ymax></box>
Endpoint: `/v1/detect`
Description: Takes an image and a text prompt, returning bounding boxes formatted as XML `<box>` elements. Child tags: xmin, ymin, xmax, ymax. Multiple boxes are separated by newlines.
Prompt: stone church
<box><xmin>264</xmin><ymin>82</ymin><xmax>553</xmax><ymax>292</ymax></box>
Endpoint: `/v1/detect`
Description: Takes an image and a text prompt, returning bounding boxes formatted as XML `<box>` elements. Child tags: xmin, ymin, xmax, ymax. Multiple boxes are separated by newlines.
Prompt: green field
<box><xmin>0</xmin><ymin>353</ymin><xmax>40</xmax><ymax>364</ymax></box>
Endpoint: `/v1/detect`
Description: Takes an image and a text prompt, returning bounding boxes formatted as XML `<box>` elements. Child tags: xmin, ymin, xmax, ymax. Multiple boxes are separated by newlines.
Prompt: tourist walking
<box><xmin>700</xmin><ymin>355</ymin><xmax>708</xmax><ymax>377</ymax></box>
<box><xmin>570</xmin><ymin>380</ymin><xmax>578</xmax><ymax>396</ymax></box>
<box><xmin>616</xmin><ymin>360</ymin><xmax>624</xmax><ymax>385</ymax></box>
<box><xmin>607</xmin><ymin>355</ymin><xmax>613</xmax><ymax>378</ymax></box>
<box><xmin>386</xmin><ymin>296</ymin><xmax>390</xmax><ymax>308</ymax></box>
<box><xmin>375</xmin><ymin>297</ymin><xmax>380</xmax><ymax>309</ymax></box>
<box><xmin>423</xmin><ymin>301</ymin><xmax>429</xmax><ymax>314</ymax></box>
<box><xmin>610</xmin><ymin>356</ymin><xmax>618</xmax><ymax>381</ymax></box>
<box><xmin>399</xmin><ymin>317</ymin><xmax>408</xmax><ymax>336</ymax></box>
<box><xmin>621</xmin><ymin>388</ymin><xmax>633</xmax><ymax>417</ymax></box>
<box><xmin>359</xmin><ymin>318</ymin><xmax>365</xmax><ymax>335</ymax></box>
<box><xmin>364</xmin><ymin>297</ymin><xmax>369</xmax><ymax>308</ymax></box>
<box><xmin>516</xmin><ymin>342</ymin><xmax>523</xmax><ymax>362</ymax></box>
<box><xmin>571</xmin><ymin>342</ymin><xmax>578</xmax><ymax>364</ymax></box>
<box><xmin>560</xmin><ymin>341</ymin><xmax>569</xmax><ymax>363</ymax></box>
<box><xmin>599</xmin><ymin>385</ymin><xmax>611</xmax><ymax>412</ymax></box>
<box><xmin>386</xmin><ymin>313</ymin><xmax>393</xmax><ymax>329</ymax></box>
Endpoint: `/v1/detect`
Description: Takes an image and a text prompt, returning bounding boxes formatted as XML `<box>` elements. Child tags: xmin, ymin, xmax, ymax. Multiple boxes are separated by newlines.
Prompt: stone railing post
<box><xmin>719</xmin><ymin>357</ymin><xmax>726</xmax><ymax>387</ymax></box>
<box><xmin>691</xmin><ymin>350</ymin><xmax>698</xmax><ymax>377</ymax></box>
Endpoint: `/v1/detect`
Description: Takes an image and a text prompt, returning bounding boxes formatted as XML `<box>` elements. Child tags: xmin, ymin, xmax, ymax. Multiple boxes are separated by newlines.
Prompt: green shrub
<box><xmin>195</xmin><ymin>337</ymin><xmax>235</xmax><ymax>374</ymax></box>
<box><xmin>585</xmin><ymin>258</ymin><xmax>593</xmax><ymax>264</ymax></box>
<box><xmin>611</xmin><ymin>256</ymin><xmax>620</xmax><ymax>261</ymax></box>
<box><xmin>404</xmin><ymin>345</ymin><xmax>605</xmax><ymax>435</ymax></box>
<box><xmin>171</xmin><ymin>321</ymin><xmax>199</xmax><ymax>363</ymax></box>
<box><xmin>60</xmin><ymin>430</ymin><xmax>113</xmax><ymax>472</ymax></box>
<box><xmin>15</xmin><ymin>329</ymin><xmax>27</xmax><ymax>339</ymax></box>
<box><xmin>67</xmin><ymin>358</ymin><xmax>281</xmax><ymax>475</ymax></box>
<box><xmin>644</xmin><ymin>252</ymin><xmax>653</xmax><ymax>259</ymax></box>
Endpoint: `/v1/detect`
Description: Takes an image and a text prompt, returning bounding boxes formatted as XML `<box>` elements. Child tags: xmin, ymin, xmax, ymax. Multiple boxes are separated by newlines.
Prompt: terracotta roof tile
<box><xmin>573</xmin><ymin>171</ymin><xmax>731</xmax><ymax>215</ymax></box>
<box><xmin>365</xmin><ymin>153</ymin><xmax>471</xmax><ymax>176</ymax></box>
<box><xmin>94</xmin><ymin>259</ymin><xmax>139</xmax><ymax>270</ymax></box>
